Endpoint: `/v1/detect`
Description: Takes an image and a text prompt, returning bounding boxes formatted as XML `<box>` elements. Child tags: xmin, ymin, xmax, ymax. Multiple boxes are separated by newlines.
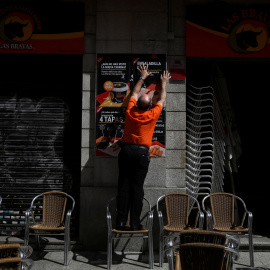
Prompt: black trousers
<box><xmin>117</xmin><ymin>143</ymin><xmax>150</xmax><ymax>227</ymax></box>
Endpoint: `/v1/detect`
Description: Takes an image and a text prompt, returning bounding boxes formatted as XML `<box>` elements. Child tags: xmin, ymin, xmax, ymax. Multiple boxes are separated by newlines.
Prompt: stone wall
<box><xmin>80</xmin><ymin>0</ymin><xmax>186</xmax><ymax>250</ymax></box>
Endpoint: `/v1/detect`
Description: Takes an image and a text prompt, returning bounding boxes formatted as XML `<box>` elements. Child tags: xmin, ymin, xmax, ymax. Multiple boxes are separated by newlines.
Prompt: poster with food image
<box><xmin>96</xmin><ymin>54</ymin><xmax>166</xmax><ymax>157</ymax></box>
<box><xmin>96</xmin><ymin>56</ymin><xmax>131</xmax><ymax>108</ymax></box>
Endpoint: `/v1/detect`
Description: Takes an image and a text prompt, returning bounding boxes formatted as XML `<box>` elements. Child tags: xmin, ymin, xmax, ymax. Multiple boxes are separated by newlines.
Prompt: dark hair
<box><xmin>137</xmin><ymin>96</ymin><xmax>152</xmax><ymax>111</ymax></box>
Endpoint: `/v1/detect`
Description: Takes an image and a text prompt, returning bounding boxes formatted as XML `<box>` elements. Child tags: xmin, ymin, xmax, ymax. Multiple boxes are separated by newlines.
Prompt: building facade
<box><xmin>0</xmin><ymin>0</ymin><xmax>269</xmax><ymax>251</ymax></box>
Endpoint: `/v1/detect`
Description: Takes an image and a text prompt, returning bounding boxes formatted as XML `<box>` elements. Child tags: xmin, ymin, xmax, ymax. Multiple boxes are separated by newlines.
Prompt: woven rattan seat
<box><xmin>24</xmin><ymin>191</ymin><xmax>75</xmax><ymax>266</ymax></box>
<box><xmin>112</xmin><ymin>227</ymin><xmax>148</xmax><ymax>234</ymax></box>
<box><xmin>107</xmin><ymin>196</ymin><xmax>154</xmax><ymax>270</ymax></box>
<box><xmin>202</xmin><ymin>192</ymin><xmax>254</xmax><ymax>267</ymax></box>
<box><xmin>156</xmin><ymin>192</ymin><xmax>204</xmax><ymax>267</ymax></box>
<box><xmin>30</xmin><ymin>225</ymin><xmax>65</xmax><ymax>231</ymax></box>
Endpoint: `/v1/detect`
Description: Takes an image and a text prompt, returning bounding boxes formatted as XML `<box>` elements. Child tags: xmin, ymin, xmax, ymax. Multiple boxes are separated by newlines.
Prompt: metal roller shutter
<box><xmin>0</xmin><ymin>55</ymin><xmax>82</xmax><ymax>237</ymax></box>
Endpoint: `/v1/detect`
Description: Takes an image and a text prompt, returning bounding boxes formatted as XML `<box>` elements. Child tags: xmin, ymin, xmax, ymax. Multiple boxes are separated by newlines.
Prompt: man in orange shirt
<box><xmin>116</xmin><ymin>64</ymin><xmax>171</xmax><ymax>231</ymax></box>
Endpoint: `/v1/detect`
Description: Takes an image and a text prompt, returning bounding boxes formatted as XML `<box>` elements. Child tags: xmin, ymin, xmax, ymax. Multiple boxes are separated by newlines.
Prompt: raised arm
<box><xmin>131</xmin><ymin>64</ymin><xmax>152</xmax><ymax>100</ymax></box>
<box><xmin>157</xmin><ymin>70</ymin><xmax>171</xmax><ymax>107</ymax></box>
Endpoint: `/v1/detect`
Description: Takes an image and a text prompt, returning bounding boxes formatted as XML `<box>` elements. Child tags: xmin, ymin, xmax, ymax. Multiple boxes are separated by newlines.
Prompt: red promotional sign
<box><xmin>186</xmin><ymin>5</ymin><xmax>270</xmax><ymax>57</ymax></box>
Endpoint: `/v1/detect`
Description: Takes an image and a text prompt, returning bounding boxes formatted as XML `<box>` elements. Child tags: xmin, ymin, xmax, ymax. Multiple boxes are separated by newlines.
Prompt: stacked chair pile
<box><xmin>186</xmin><ymin>84</ymin><xmax>226</xmax><ymax>211</ymax></box>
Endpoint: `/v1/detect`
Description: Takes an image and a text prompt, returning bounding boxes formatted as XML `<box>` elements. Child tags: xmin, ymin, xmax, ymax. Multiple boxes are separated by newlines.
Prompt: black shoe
<box><xmin>115</xmin><ymin>222</ymin><xmax>127</xmax><ymax>231</ymax></box>
<box><xmin>129</xmin><ymin>224</ymin><xmax>144</xmax><ymax>231</ymax></box>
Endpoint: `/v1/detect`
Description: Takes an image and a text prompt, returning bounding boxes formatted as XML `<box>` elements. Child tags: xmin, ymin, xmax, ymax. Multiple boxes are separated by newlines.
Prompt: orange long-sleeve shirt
<box><xmin>122</xmin><ymin>97</ymin><xmax>162</xmax><ymax>148</ymax></box>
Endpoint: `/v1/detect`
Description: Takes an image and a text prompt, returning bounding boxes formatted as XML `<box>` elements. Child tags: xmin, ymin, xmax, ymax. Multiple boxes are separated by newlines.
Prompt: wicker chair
<box><xmin>202</xmin><ymin>192</ymin><xmax>254</xmax><ymax>267</ymax></box>
<box><xmin>0</xmin><ymin>243</ymin><xmax>33</xmax><ymax>259</ymax></box>
<box><xmin>179</xmin><ymin>242</ymin><xmax>239</xmax><ymax>270</ymax></box>
<box><xmin>24</xmin><ymin>191</ymin><xmax>75</xmax><ymax>266</ymax></box>
<box><xmin>107</xmin><ymin>196</ymin><xmax>154</xmax><ymax>270</ymax></box>
<box><xmin>170</xmin><ymin>231</ymin><xmax>239</xmax><ymax>270</ymax></box>
<box><xmin>0</xmin><ymin>243</ymin><xmax>33</xmax><ymax>270</ymax></box>
<box><xmin>0</xmin><ymin>257</ymin><xmax>33</xmax><ymax>270</ymax></box>
<box><xmin>156</xmin><ymin>192</ymin><xmax>204</xmax><ymax>267</ymax></box>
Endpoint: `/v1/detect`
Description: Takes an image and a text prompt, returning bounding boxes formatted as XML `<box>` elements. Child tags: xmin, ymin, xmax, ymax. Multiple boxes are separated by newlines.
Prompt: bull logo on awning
<box><xmin>228</xmin><ymin>19</ymin><xmax>268</xmax><ymax>53</ymax></box>
<box><xmin>0</xmin><ymin>12</ymin><xmax>34</xmax><ymax>42</ymax></box>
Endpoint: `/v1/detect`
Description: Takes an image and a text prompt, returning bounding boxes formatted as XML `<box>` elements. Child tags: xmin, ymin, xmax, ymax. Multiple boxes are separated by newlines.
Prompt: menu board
<box><xmin>96</xmin><ymin>54</ymin><xmax>166</xmax><ymax>157</ymax></box>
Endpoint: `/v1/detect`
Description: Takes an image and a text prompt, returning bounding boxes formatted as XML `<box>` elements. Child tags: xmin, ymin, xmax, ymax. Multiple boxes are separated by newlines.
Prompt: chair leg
<box><xmin>248</xmin><ymin>230</ymin><xmax>254</xmax><ymax>267</ymax></box>
<box><xmin>64</xmin><ymin>229</ymin><xmax>70</xmax><ymax>266</ymax></box>
<box><xmin>166</xmin><ymin>248</ymin><xmax>174</xmax><ymax>270</ymax></box>
<box><xmin>159</xmin><ymin>231</ymin><xmax>164</xmax><ymax>267</ymax></box>
<box><xmin>107</xmin><ymin>233</ymin><xmax>113</xmax><ymax>270</ymax></box>
<box><xmin>24</xmin><ymin>228</ymin><xmax>30</xmax><ymax>246</ymax></box>
<box><xmin>142</xmin><ymin>236</ymin><xmax>147</xmax><ymax>253</ymax></box>
<box><xmin>148</xmin><ymin>232</ymin><xmax>154</xmax><ymax>269</ymax></box>
<box><xmin>165</xmin><ymin>236</ymin><xmax>174</xmax><ymax>270</ymax></box>
<box><xmin>35</xmin><ymin>234</ymin><xmax>40</xmax><ymax>250</ymax></box>
<box><xmin>224</xmin><ymin>252</ymin><xmax>233</xmax><ymax>270</ymax></box>
<box><xmin>175</xmin><ymin>251</ymin><xmax>181</xmax><ymax>270</ymax></box>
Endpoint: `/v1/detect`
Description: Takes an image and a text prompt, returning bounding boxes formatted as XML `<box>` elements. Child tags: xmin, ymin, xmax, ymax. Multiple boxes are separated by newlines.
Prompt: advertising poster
<box><xmin>96</xmin><ymin>54</ymin><xmax>166</xmax><ymax>157</ymax></box>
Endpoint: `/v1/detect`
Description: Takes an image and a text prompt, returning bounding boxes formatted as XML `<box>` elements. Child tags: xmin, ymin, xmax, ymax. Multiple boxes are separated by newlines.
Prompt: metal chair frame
<box><xmin>156</xmin><ymin>193</ymin><xmax>204</xmax><ymax>267</ymax></box>
<box><xmin>202</xmin><ymin>192</ymin><xmax>254</xmax><ymax>267</ymax></box>
<box><xmin>24</xmin><ymin>191</ymin><xmax>75</xmax><ymax>266</ymax></box>
<box><xmin>106</xmin><ymin>196</ymin><xmax>154</xmax><ymax>270</ymax></box>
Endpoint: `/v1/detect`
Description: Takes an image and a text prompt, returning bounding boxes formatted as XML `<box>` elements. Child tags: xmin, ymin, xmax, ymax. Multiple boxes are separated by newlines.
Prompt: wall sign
<box><xmin>169</xmin><ymin>59</ymin><xmax>186</xmax><ymax>84</ymax></box>
<box><xmin>0</xmin><ymin>2</ymin><xmax>84</xmax><ymax>54</ymax></box>
<box><xmin>186</xmin><ymin>4</ymin><xmax>270</xmax><ymax>57</ymax></box>
<box><xmin>96</xmin><ymin>54</ymin><xmax>166</xmax><ymax>157</ymax></box>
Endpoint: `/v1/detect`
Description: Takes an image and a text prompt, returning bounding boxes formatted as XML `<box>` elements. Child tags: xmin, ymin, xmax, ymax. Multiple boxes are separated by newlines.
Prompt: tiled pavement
<box><xmin>1</xmin><ymin>234</ymin><xmax>270</xmax><ymax>270</ymax></box>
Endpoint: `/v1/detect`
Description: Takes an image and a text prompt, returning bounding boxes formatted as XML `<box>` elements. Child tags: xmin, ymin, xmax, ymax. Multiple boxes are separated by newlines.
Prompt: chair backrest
<box><xmin>0</xmin><ymin>257</ymin><xmax>21</xmax><ymax>270</ymax></box>
<box><xmin>165</xmin><ymin>193</ymin><xmax>189</xmax><ymax>229</ymax></box>
<box><xmin>179</xmin><ymin>243</ymin><xmax>225</xmax><ymax>270</ymax></box>
<box><xmin>180</xmin><ymin>230</ymin><xmax>227</xmax><ymax>246</ymax></box>
<box><xmin>42</xmin><ymin>191</ymin><xmax>67</xmax><ymax>227</ymax></box>
<box><xmin>209</xmin><ymin>193</ymin><xmax>234</xmax><ymax>230</ymax></box>
<box><xmin>0</xmin><ymin>244</ymin><xmax>20</xmax><ymax>258</ymax></box>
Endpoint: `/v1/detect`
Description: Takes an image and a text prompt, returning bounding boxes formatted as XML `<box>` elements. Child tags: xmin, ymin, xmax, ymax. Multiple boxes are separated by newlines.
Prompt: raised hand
<box><xmin>137</xmin><ymin>64</ymin><xmax>152</xmax><ymax>79</ymax></box>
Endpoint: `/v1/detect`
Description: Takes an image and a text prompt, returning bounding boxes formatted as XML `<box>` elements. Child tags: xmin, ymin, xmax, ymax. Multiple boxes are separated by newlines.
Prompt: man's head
<box><xmin>137</xmin><ymin>94</ymin><xmax>152</xmax><ymax>111</ymax></box>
